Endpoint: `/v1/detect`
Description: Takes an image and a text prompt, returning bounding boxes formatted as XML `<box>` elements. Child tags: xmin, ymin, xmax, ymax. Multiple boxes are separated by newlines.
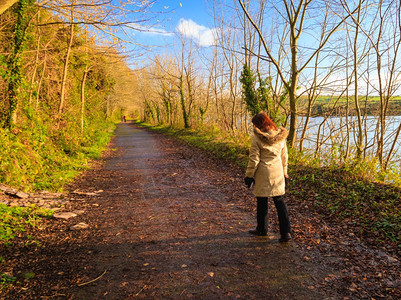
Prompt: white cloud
<box><xmin>130</xmin><ymin>23</ymin><xmax>174</xmax><ymax>36</ymax></box>
<box><xmin>145</xmin><ymin>27</ymin><xmax>174</xmax><ymax>36</ymax></box>
<box><xmin>176</xmin><ymin>18</ymin><xmax>218</xmax><ymax>47</ymax></box>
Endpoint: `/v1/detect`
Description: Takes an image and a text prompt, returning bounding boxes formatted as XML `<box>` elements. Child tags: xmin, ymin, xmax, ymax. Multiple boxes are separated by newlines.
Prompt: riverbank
<box><xmin>304</xmin><ymin>95</ymin><xmax>401</xmax><ymax>116</ymax></box>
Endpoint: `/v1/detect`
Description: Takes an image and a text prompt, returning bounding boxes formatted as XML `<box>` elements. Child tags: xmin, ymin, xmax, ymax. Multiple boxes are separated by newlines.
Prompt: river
<box><xmin>296</xmin><ymin>115</ymin><xmax>401</xmax><ymax>165</ymax></box>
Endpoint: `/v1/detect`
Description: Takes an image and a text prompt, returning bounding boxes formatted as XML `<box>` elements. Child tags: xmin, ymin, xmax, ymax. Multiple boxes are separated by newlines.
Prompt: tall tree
<box><xmin>238</xmin><ymin>0</ymin><xmax>357</xmax><ymax>147</ymax></box>
<box><xmin>57</xmin><ymin>0</ymin><xmax>75</xmax><ymax>127</ymax></box>
<box><xmin>3</xmin><ymin>0</ymin><xmax>35</xmax><ymax>128</ymax></box>
<box><xmin>0</xmin><ymin>0</ymin><xmax>18</xmax><ymax>15</ymax></box>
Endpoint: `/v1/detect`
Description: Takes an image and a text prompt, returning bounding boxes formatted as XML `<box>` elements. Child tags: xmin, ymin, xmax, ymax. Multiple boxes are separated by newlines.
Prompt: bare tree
<box><xmin>341</xmin><ymin>0</ymin><xmax>401</xmax><ymax>168</ymax></box>
<box><xmin>57</xmin><ymin>0</ymin><xmax>75</xmax><ymax>126</ymax></box>
<box><xmin>213</xmin><ymin>2</ymin><xmax>243</xmax><ymax>131</ymax></box>
<box><xmin>238</xmin><ymin>0</ymin><xmax>358</xmax><ymax>147</ymax></box>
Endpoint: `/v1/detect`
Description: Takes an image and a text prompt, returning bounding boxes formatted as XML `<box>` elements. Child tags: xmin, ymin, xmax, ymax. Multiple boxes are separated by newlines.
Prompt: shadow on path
<box><xmin>2</xmin><ymin>123</ymin><xmax>335</xmax><ymax>299</ymax></box>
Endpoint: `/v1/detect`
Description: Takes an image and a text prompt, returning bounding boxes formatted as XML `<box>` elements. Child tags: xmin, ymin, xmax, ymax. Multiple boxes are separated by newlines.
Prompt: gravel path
<box><xmin>2</xmin><ymin>123</ymin><xmax>333</xmax><ymax>299</ymax></box>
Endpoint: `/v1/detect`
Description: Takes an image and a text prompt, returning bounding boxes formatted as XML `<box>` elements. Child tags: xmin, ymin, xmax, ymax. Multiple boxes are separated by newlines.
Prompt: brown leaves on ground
<box><xmin>0</xmin><ymin>124</ymin><xmax>400</xmax><ymax>299</ymax></box>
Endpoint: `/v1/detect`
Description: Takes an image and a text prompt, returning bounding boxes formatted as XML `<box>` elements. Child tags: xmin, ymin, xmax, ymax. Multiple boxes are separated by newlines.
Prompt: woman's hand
<box><xmin>284</xmin><ymin>174</ymin><xmax>290</xmax><ymax>185</ymax></box>
<box><xmin>244</xmin><ymin>177</ymin><xmax>255</xmax><ymax>188</ymax></box>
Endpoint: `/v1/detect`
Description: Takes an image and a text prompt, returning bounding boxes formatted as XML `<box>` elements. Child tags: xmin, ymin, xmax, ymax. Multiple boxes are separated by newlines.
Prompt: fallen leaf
<box><xmin>24</xmin><ymin>272</ymin><xmax>35</xmax><ymax>280</ymax></box>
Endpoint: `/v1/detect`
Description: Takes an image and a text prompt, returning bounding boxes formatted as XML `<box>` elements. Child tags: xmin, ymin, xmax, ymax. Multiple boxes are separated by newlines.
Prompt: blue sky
<box><xmin>130</xmin><ymin>0</ymin><xmax>218</xmax><ymax>52</ymax></box>
<box><xmin>154</xmin><ymin>0</ymin><xmax>213</xmax><ymax>29</ymax></box>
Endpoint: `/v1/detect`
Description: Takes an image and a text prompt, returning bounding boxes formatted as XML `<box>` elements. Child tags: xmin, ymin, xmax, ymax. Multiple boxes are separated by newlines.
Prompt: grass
<box><xmin>0</xmin><ymin>117</ymin><xmax>116</xmax><ymax>288</ymax></box>
<box><xmin>289</xmin><ymin>162</ymin><xmax>401</xmax><ymax>245</ymax></box>
<box><xmin>302</xmin><ymin>95</ymin><xmax>401</xmax><ymax>115</ymax></box>
<box><xmin>0</xmin><ymin>120</ymin><xmax>115</xmax><ymax>192</ymax></box>
<box><xmin>0</xmin><ymin>203</ymin><xmax>53</xmax><ymax>287</ymax></box>
<box><xmin>0</xmin><ymin>273</ymin><xmax>16</xmax><ymax>288</ymax></box>
<box><xmin>0</xmin><ymin>203</ymin><xmax>53</xmax><ymax>245</ymax></box>
<box><xmin>137</xmin><ymin>121</ymin><xmax>401</xmax><ymax>248</ymax></box>
<box><xmin>0</xmin><ymin>115</ymin><xmax>116</xmax><ymax>247</ymax></box>
<box><xmin>312</xmin><ymin>95</ymin><xmax>401</xmax><ymax>104</ymax></box>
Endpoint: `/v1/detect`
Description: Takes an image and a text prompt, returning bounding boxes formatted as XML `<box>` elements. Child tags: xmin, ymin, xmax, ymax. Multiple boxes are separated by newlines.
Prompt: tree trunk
<box><xmin>57</xmin><ymin>2</ymin><xmax>75</xmax><ymax>127</ymax></box>
<box><xmin>4</xmin><ymin>0</ymin><xmax>33</xmax><ymax>128</ymax></box>
<box><xmin>35</xmin><ymin>50</ymin><xmax>47</xmax><ymax>110</ymax></box>
<box><xmin>80</xmin><ymin>67</ymin><xmax>88</xmax><ymax>135</ymax></box>
<box><xmin>179</xmin><ymin>76</ymin><xmax>189</xmax><ymax>128</ymax></box>
<box><xmin>0</xmin><ymin>0</ymin><xmax>18</xmax><ymax>15</ymax></box>
<box><xmin>29</xmin><ymin>13</ymin><xmax>41</xmax><ymax>105</ymax></box>
<box><xmin>353</xmin><ymin>5</ymin><xmax>364</xmax><ymax>159</ymax></box>
<box><xmin>287</xmin><ymin>18</ymin><xmax>300</xmax><ymax>148</ymax></box>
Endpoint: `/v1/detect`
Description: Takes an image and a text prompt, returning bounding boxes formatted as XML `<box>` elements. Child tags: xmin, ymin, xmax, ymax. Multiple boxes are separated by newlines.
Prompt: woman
<box><xmin>244</xmin><ymin>112</ymin><xmax>291</xmax><ymax>242</ymax></box>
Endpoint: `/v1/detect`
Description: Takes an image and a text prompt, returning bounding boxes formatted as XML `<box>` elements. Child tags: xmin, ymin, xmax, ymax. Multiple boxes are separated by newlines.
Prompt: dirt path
<box><xmin>3</xmin><ymin>123</ymin><xmax>337</xmax><ymax>299</ymax></box>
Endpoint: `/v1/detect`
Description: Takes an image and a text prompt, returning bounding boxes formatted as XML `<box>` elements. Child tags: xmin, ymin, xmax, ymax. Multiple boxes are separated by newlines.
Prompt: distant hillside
<box><xmin>298</xmin><ymin>96</ymin><xmax>401</xmax><ymax>116</ymax></box>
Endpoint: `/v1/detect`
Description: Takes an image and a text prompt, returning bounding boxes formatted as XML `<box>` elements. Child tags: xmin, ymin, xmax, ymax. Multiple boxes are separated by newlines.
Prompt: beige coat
<box><xmin>245</xmin><ymin>126</ymin><xmax>288</xmax><ymax>197</ymax></box>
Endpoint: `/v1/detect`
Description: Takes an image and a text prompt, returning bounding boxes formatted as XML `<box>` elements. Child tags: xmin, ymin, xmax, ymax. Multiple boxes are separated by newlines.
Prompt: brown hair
<box><xmin>252</xmin><ymin>112</ymin><xmax>277</xmax><ymax>131</ymax></box>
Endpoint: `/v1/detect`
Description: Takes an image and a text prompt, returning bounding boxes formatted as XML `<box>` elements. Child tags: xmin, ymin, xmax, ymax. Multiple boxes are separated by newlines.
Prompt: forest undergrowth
<box><xmin>137</xmin><ymin>121</ymin><xmax>401</xmax><ymax>250</ymax></box>
<box><xmin>0</xmin><ymin>120</ymin><xmax>115</xmax><ymax>192</ymax></box>
<box><xmin>0</xmin><ymin>118</ymin><xmax>116</xmax><ymax>248</ymax></box>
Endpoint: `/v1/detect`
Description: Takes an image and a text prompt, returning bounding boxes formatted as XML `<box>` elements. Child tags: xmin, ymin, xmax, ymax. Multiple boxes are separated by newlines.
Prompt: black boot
<box><xmin>273</xmin><ymin>196</ymin><xmax>291</xmax><ymax>242</ymax></box>
<box><xmin>279</xmin><ymin>233</ymin><xmax>292</xmax><ymax>243</ymax></box>
<box><xmin>249</xmin><ymin>228</ymin><xmax>267</xmax><ymax>236</ymax></box>
<box><xmin>255</xmin><ymin>197</ymin><xmax>268</xmax><ymax>235</ymax></box>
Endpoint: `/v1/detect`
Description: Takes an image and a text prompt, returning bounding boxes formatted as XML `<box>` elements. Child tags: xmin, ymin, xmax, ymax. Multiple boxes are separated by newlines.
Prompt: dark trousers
<box><xmin>256</xmin><ymin>196</ymin><xmax>291</xmax><ymax>235</ymax></box>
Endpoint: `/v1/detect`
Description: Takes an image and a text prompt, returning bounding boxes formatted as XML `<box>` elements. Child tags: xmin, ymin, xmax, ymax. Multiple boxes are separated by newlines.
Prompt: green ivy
<box><xmin>3</xmin><ymin>0</ymin><xmax>35</xmax><ymax>129</ymax></box>
<box><xmin>240</xmin><ymin>64</ymin><xmax>261</xmax><ymax>116</ymax></box>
